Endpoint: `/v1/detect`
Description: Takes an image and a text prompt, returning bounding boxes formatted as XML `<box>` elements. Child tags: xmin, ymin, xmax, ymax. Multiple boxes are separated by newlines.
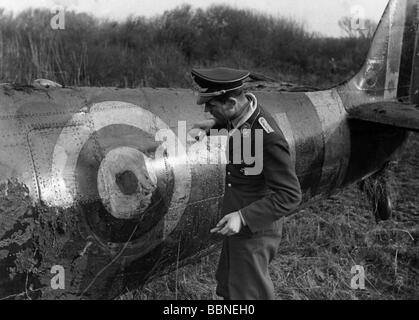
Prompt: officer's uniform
<box><xmin>192</xmin><ymin>67</ymin><xmax>302</xmax><ymax>300</ymax></box>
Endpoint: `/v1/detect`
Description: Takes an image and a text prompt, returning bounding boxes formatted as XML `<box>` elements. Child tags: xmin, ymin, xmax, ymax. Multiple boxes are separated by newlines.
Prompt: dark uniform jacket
<box><xmin>220</xmin><ymin>102</ymin><xmax>302</xmax><ymax>234</ymax></box>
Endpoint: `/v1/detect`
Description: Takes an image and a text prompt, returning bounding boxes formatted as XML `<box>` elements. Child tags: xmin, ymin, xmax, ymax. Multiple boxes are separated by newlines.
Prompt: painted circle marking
<box><xmin>49</xmin><ymin>101</ymin><xmax>191</xmax><ymax>256</ymax></box>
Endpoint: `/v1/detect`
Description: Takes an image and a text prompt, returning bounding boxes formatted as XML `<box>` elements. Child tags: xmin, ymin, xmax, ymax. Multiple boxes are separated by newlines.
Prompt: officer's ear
<box><xmin>225</xmin><ymin>97</ymin><xmax>238</xmax><ymax>111</ymax></box>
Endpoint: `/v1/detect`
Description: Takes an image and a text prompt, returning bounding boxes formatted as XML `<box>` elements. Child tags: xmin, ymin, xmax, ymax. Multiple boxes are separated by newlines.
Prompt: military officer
<box><xmin>191</xmin><ymin>67</ymin><xmax>302</xmax><ymax>300</ymax></box>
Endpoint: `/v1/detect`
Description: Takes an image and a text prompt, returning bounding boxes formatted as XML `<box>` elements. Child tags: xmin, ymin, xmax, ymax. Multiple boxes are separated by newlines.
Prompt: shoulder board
<box><xmin>258</xmin><ymin>117</ymin><xmax>274</xmax><ymax>134</ymax></box>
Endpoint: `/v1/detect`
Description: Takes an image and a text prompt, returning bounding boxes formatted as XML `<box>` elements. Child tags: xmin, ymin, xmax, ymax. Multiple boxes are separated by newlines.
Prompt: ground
<box><xmin>120</xmin><ymin>132</ymin><xmax>419</xmax><ymax>300</ymax></box>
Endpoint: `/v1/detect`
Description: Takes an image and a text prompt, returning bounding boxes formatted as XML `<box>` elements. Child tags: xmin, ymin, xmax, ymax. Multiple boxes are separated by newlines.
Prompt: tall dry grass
<box><xmin>0</xmin><ymin>5</ymin><xmax>373</xmax><ymax>88</ymax></box>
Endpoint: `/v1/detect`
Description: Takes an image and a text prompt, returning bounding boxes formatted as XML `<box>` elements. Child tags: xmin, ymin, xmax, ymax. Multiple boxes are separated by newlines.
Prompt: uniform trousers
<box><xmin>215</xmin><ymin>224</ymin><xmax>282</xmax><ymax>300</ymax></box>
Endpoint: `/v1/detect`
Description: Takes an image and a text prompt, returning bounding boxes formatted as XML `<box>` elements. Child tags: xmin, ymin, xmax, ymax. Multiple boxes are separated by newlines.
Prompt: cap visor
<box><xmin>197</xmin><ymin>95</ymin><xmax>213</xmax><ymax>105</ymax></box>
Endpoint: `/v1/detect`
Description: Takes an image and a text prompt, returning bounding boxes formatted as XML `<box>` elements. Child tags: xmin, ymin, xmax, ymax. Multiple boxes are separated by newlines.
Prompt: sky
<box><xmin>0</xmin><ymin>0</ymin><xmax>389</xmax><ymax>37</ymax></box>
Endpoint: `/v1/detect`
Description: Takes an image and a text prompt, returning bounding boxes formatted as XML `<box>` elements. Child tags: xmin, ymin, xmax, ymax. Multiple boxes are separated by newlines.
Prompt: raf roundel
<box><xmin>45</xmin><ymin>101</ymin><xmax>191</xmax><ymax>257</ymax></box>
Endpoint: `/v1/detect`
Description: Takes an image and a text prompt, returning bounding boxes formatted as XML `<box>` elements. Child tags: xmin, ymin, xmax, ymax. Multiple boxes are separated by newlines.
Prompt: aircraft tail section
<box><xmin>347</xmin><ymin>0</ymin><xmax>419</xmax><ymax>102</ymax></box>
<box><xmin>344</xmin><ymin>0</ymin><xmax>419</xmax><ymax>131</ymax></box>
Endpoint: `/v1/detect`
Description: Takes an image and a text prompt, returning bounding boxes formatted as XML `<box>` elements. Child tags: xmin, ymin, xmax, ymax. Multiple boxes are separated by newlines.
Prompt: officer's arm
<box><xmin>240</xmin><ymin>129</ymin><xmax>302</xmax><ymax>233</ymax></box>
<box><xmin>193</xmin><ymin>118</ymin><xmax>228</xmax><ymax>133</ymax></box>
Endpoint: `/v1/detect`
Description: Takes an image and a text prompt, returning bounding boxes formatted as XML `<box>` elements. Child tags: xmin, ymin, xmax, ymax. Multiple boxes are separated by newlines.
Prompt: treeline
<box><xmin>0</xmin><ymin>5</ymin><xmax>374</xmax><ymax>88</ymax></box>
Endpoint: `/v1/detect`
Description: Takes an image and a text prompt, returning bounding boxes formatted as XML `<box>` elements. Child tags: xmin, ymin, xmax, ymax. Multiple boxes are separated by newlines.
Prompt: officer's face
<box><xmin>205</xmin><ymin>99</ymin><xmax>235</xmax><ymax>121</ymax></box>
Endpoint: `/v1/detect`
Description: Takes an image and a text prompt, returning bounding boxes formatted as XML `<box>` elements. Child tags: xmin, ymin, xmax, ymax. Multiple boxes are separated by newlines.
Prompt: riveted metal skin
<box><xmin>0</xmin><ymin>0</ymin><xmax>417</xmax><ymax>299</ymax></box>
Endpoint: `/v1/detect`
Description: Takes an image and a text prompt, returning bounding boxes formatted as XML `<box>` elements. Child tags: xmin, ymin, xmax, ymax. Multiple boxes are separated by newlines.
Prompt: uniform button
<box><xmin>228</xmin><ymin>183</ymin><xmax>232</xmax><ymax>188</ymax></box>
<box><xmin>227</xmin><ymin>172</ymin><xmax>231</xmax><ymax>176</ymax></box>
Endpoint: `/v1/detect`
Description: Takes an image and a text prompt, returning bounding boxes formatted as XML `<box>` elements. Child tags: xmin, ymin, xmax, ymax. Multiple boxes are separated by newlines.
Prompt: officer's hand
<box><xmin>210</xmin><ymin>212</ymin><xmax>242</xmax><ymax>236</ymax></box>
<box><xmin>188</xmin><ymin>128</ymin><xmax>207</xmax><ymax>142</ymax></box>
<box><xmin>189</xmin><ymin>119</ymin><xmax>217</xmax><ymax>142</ymax></box>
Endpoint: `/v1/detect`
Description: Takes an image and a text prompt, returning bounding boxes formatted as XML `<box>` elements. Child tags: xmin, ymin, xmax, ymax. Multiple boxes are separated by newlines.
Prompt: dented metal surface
<box><xmin>0</xmin><ymin>0</ymin><xmax>418</xmax><ymax>299</ymax></box>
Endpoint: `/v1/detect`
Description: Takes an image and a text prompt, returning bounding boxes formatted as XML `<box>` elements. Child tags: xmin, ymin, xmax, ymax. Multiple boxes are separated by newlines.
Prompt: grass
<box><xmin>120</xmin><ymin>133</ymin><xmax>419</xmax><ymax>300</ymax></box>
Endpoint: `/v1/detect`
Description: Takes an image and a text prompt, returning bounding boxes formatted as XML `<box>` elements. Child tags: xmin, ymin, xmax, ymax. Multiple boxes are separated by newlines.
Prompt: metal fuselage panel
<box><xmin>0</xmin><ymin>86</ymin><xmax>407</xmax><ymax>298</ymax></box>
